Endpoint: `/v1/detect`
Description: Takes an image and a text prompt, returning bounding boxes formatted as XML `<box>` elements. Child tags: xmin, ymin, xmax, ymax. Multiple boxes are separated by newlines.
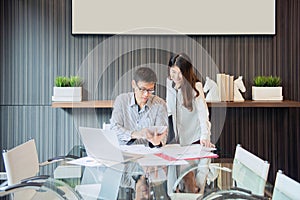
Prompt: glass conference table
<box><xmin>33</xmin><ymin>145</ymin><xmax>273</xmax><ymax>200</ymax></box>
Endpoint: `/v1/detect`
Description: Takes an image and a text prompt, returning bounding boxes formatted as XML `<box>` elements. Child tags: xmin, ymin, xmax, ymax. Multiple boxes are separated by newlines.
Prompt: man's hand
<box><xmin>131</xmin><ymin>128</ymin><xmax>150</xmax><ymax>139</ymax></box>
<box><xmin>146</xmin><ymin>129</ymin><xmax>167</xmax><ymax>146</ymax></box>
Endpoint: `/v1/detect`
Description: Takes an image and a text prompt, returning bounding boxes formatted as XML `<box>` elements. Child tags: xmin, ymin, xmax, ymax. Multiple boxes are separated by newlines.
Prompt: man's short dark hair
<box><xmin>133</xmin><ymin>67</ymin><xmax>157</xmax><ymax>83</ymax></box>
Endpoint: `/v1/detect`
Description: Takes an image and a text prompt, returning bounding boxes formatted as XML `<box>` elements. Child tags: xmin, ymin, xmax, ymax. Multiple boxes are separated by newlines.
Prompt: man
<box><xmin>110</xmin><ymin>67</ymin><xmax>168</xmax><ymax>147</ymax></box>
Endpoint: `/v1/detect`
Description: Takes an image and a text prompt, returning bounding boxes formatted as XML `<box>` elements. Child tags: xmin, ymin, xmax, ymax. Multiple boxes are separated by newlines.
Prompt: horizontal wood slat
<box><xmin>52</xmin><ymin>100</ymin><xmax>300</xmax><ymax>108</ymax></box>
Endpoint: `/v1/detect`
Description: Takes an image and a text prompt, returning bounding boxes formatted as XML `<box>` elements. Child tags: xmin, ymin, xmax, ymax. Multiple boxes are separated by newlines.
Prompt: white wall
<box><xmin>72</xmin><ymin>0</ymin><xmax>275</xmax><ymax>35</ymax></box>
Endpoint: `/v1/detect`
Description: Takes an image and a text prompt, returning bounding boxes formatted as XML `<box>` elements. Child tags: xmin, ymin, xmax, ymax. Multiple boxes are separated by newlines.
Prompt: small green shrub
<box><xmin>55</xmin><ymin>76</ymin><xmax>82</xmax><ymax>87</ymax></box>
<box><xmin>55</xmin><ymin>76</ymin><xmax>70</xmax><ymax>87</ymax></box>
<box><xmin>70</xmin><ymin>76</ymin><xmax>82</xmax><ymax>87</ymax></box>
<box><xmin>253</xmin><ymin>76</ymin><xmax>281</xmax><ymax>87</ymax></box>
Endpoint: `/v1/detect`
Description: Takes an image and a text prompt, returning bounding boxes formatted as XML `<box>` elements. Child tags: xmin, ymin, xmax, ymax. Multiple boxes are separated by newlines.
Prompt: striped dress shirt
<box><xmin>110</xmin><ymin>92</ymin><xmax>168</xmax><ymax>145</ymax></box>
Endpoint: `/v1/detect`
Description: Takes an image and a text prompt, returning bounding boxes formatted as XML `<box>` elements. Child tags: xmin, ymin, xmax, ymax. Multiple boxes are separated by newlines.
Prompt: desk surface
<box><xmin>49</xmin><ymin>146</ymin><xmax>273</xmax><ymax>200</ymax></box>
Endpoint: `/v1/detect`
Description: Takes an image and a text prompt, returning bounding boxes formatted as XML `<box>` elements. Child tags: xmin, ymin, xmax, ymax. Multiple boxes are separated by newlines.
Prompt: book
<box><xmin>217</xmin><ymin>73</ymin><xmax>226</xmax><ymax>101</ymax></box>
<box><xmin>229</xmin><ymin>75</ymin><xmax>234</xmax><ymax>101</ymax></box>
<box><xmin>225</xmin><ymin>74</ymin><xmax>230</xmax><ymax>101</ymax></box>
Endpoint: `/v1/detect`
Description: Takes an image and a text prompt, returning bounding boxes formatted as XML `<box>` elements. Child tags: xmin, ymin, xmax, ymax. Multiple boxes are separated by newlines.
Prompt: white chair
<box><xmin>102</xmin><ymin>122</ymin><xmax>111</xmax><ymax>130</ymax></box>
<box><xmin>232</xmin><ymin>144</ymin><xmax>270</xmax><ymax>196</ymax></box>
<box><xmin>202</xmin><ymin>145</ymin><xmax>269</xmax><ymax>199</ymax></box>
<box><xmin>272</xmin><ymin>170</ymin><xmax>300</xmax><ymax>200</ymax></box>
<box><xmin>1</xmin><ymin>139</ymin><xmax>81</xmax><ymax>200</ymax></box>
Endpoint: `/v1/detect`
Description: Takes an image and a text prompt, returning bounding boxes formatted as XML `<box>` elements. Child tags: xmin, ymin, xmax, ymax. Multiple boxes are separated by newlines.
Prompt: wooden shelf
<box><xmin>207</xmin><ymin>100</ymin><xmax>300</xmax><ymax>108</ymax></box>
<box><xmin>52</xmin><ymin>100</ymin><xmax>114</xmax><ymax>108</ymax></box>
<box><xmin>52</xmin><ymin>100</ymin><xmax>300</xmax><ymax>108</ymax></box>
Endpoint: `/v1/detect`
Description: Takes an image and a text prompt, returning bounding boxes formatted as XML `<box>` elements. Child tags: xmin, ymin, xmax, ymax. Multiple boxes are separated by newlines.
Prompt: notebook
<box><xmin>79</xmin><ymin>126</ymin><xmax>140</xmax><ymax>166</ymax></box>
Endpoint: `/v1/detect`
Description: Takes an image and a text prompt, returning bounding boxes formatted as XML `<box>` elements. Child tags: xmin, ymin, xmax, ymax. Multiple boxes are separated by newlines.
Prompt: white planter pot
<box><xmin>252</xmin><ymin>86</ymin><xmax>283</xmax><ymax>101</ymax></box>
<box><xmin>52</xmin><ymin>87</ymin><xmax>82</xmax><ymax>102</ymax></box>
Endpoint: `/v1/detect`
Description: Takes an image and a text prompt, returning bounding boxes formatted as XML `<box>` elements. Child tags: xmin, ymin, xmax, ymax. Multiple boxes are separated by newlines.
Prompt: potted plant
<box><xmin>52</xmin><ymin>76</ymin><xmax>83</xmax><ymax>102</ymax></box>
<box><xmin>252</xmin><ymin>76</ymin><xmax>282</xmax><ymax>101</ymax></box>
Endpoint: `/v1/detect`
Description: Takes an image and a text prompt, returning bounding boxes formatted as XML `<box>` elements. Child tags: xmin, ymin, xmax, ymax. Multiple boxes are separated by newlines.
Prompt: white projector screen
<box><xmin>72</xmin><ymin>0</ymin><xmax>275</xmax><ymax>35</ymax></box>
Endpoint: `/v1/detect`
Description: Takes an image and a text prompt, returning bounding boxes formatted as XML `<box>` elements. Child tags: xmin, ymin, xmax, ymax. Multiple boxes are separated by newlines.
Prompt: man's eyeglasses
<box><xmin>136</xmin><ymin>85</ymin><xmax>155</xmax><ymax>94</ymax></box>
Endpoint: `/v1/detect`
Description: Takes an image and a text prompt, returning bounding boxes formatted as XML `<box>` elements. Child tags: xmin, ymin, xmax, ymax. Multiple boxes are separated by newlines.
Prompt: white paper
<box><xmin>67</xmin><ymin>157</ymin><xmax>109</xmax><ymax>167</ymax></box>
<box><xmin>161</xmin><ymin>144</ymin><xmax>218</xmax><ymax>160</ymax></box>
<box><xmin>137</xmin><ymin>154</ymin><xmax>188</xmax><ymax>166</ymax></box>
<box><xmin>201</xmin><ymin>146</ymin><xmax>217</xmax><ymax>152</ymax></box>
<box><xmin>120</xmin><ymin>145</ymin><xmax>162</xmax><ymax>155</ymax></box>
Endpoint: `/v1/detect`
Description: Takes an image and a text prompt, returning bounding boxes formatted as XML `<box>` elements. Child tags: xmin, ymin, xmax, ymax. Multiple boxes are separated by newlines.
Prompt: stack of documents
<box><xmin>68</xmin><ymin>144</ymin><xmax>218</xmax><ymax>167</ymax></box>
<box><xmin>156</xmin><ymin>144</ymin><xmax>218</xmax><ymax>161</ymax></box>
<box><xmin>138</xmin><ymin>154</ymin><xmax>188</xmax><ymax>166</ymax></box>
<box><xmin>138</xmin><ymin>144</ymin><xmax>218</xmax><ymax>166</ymax></box>
<box><xmin>119</xmin><ymin>144</ymin><xmax>162</xmax><ymax>155</ymax></box>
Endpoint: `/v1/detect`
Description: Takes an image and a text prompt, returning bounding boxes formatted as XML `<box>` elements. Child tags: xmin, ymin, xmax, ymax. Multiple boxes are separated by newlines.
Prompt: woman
<box><xmin>166</xmin><ymin>53</ymin><xmax>214</xmax><ymax>194</ymax></box>
<box><xmin>167</xmin><ymin>53</ymin><xmax>213</xmax><ymax>147</ymax></box>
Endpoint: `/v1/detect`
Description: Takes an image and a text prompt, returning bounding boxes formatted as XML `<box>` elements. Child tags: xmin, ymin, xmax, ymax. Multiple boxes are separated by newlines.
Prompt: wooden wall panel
<box><xmin>0</xmin><ymin>0</ymin><xmax>299</xmax><ymax>184</ymax></box>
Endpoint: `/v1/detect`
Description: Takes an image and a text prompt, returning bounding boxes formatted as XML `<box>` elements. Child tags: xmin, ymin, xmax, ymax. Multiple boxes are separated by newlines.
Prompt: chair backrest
<box><xmin>2</xmin><ymin>139</ymin><xmax>40</xmax><ymax>199</ymax></box>
<box><xmin>272</xmin><ymin>170</ymin><xmax>300</xmax><ymax>200</ymax></box>
<box><xmin>232</xmin><ymin>144</ymin><xmax>270</xmax><ymax>196</ymax></box>
<box><xmin>2</xmin><ymin>139</ymin><xmax>80</xmax><ymax>200</ymax></box>
<box><xmin>2</xmin><ymin>139</ymin><xmax>39</xmax><ymax>185</ymax></box>
<box><xmin>102</xmin><ymin>122</ymin><xmax>111</xmax><ymax>130</ymax></box>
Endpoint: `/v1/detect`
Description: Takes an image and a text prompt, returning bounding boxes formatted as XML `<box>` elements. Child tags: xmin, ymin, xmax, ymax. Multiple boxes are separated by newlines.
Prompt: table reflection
<box><xmin>49</xmin><ymin>146</ymin><xmax>272</xmax><ymax>200</ymax></box>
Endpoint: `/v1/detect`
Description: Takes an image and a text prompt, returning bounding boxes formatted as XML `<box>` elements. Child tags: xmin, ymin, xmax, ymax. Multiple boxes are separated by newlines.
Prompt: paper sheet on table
<box><xmin>137</xmin><ymin>154</ymin><xmax>188</xmax><ymax>166</ymax></box>
<box><xmin>160</xmin><ymin>144</ymin><xmax>218</xmax><ymax>160</ymax></box>
<box><xmin>67</xmin><ymin>156</ymin><xmax>119</xmax><ymax>167</ymax></box>
<box><xmin>201</xmin><ymin>146</ymin><xmax>217</xmax><ymax>152</ymax></box>
<box><xmin>67</xmin><ymin>157</ymin><xmax>104</xmax><ymax>167</ymax></box>
<box><xmin>120</xmin><ymin>144</ymin><xmax>162</xmax><ymax>155</ymax></box>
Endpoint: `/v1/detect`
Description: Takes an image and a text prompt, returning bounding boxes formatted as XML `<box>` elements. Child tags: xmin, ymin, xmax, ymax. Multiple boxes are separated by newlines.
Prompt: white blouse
<box><xmin>166</xmin><ymin>78</ymin><xmax>211</xmax><ymax>146</ymax></box>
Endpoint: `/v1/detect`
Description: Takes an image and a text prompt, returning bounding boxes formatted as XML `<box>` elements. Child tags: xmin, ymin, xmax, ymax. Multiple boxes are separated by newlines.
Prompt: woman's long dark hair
<box><xmin>168</xmin><ymin>53</ymin><xmax>200</xmax><ymax>111</ymax></box>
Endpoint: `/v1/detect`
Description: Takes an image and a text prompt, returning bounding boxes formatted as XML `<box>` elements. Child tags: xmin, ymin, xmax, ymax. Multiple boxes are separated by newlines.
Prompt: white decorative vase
<box><xmin>52</xmin><ymin>87</ymin><xmax>82</xmax><ymax>102</ymax></box>
<box><xmin>252</xmin><ymin>86</ymin><xmax>283</xmax><ymax>101</ymax></box>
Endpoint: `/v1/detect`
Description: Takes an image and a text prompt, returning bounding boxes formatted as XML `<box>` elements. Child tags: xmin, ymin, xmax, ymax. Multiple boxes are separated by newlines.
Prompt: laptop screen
<box><xmin>79</xmin><ymin>127</ymin><xmax>124</xmax><ymax>162</ymax></box>
<box><xmin>79</xmin><ymin>127</ymin><xmax>140</xmax><ymax>164</ymax></box>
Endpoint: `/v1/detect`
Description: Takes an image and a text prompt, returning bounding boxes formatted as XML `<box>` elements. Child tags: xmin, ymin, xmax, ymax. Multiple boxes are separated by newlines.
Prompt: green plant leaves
<box><xmin>253</xmin><ymin>76</ymin><xmax>281</xmax><ymax>87</ymax></box>
<box><xmin>55</xmin><ymin>76</ymin><xmax>82</xmax><ymax>87</ymax></box>
<box><xmin>70</xmin><ymin>76</ymin><xmax>82</xmax><ymax>87</ymax></box>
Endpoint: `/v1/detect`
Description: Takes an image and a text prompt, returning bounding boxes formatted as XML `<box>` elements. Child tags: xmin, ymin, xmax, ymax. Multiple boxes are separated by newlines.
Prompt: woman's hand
<box><xmin>200</xmin><ymin>139</ymin><xmax>215</xmax><ymax>148</ymax></box>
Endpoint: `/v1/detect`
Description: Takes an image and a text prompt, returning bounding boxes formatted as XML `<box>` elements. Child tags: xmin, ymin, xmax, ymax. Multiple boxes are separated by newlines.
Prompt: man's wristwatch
<box><xmin>149</xmin><ymin>141</ymin><xmax>162</xmax><ymax>148</ymax></box>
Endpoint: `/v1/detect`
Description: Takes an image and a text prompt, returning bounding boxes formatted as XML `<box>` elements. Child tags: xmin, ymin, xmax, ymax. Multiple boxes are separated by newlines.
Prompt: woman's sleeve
<box><xmin>195</xmin><ymin>82</ymin><xmax>211</xmax><ymax>141</ymax></box>
<box><xmin>166</xmin><ymin>78</ymin><xmax>174</xmax><ymax>116</ymax></box>
<box><xmin>156</xmin><ymin>102</ymin><xmax>168</xmax><ymax>145</ymax></box>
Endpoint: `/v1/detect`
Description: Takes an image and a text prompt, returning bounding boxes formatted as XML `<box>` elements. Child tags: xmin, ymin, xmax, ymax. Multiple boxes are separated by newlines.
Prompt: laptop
<box><xmin>78</xmin><ymin>127</ymin><xmax>136</xmax><ymax>200</ymax></box>
<box><xmin>78</xmin><ymin>126</ymin><xmax>140</xmax><ymax>166</ymax></box>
